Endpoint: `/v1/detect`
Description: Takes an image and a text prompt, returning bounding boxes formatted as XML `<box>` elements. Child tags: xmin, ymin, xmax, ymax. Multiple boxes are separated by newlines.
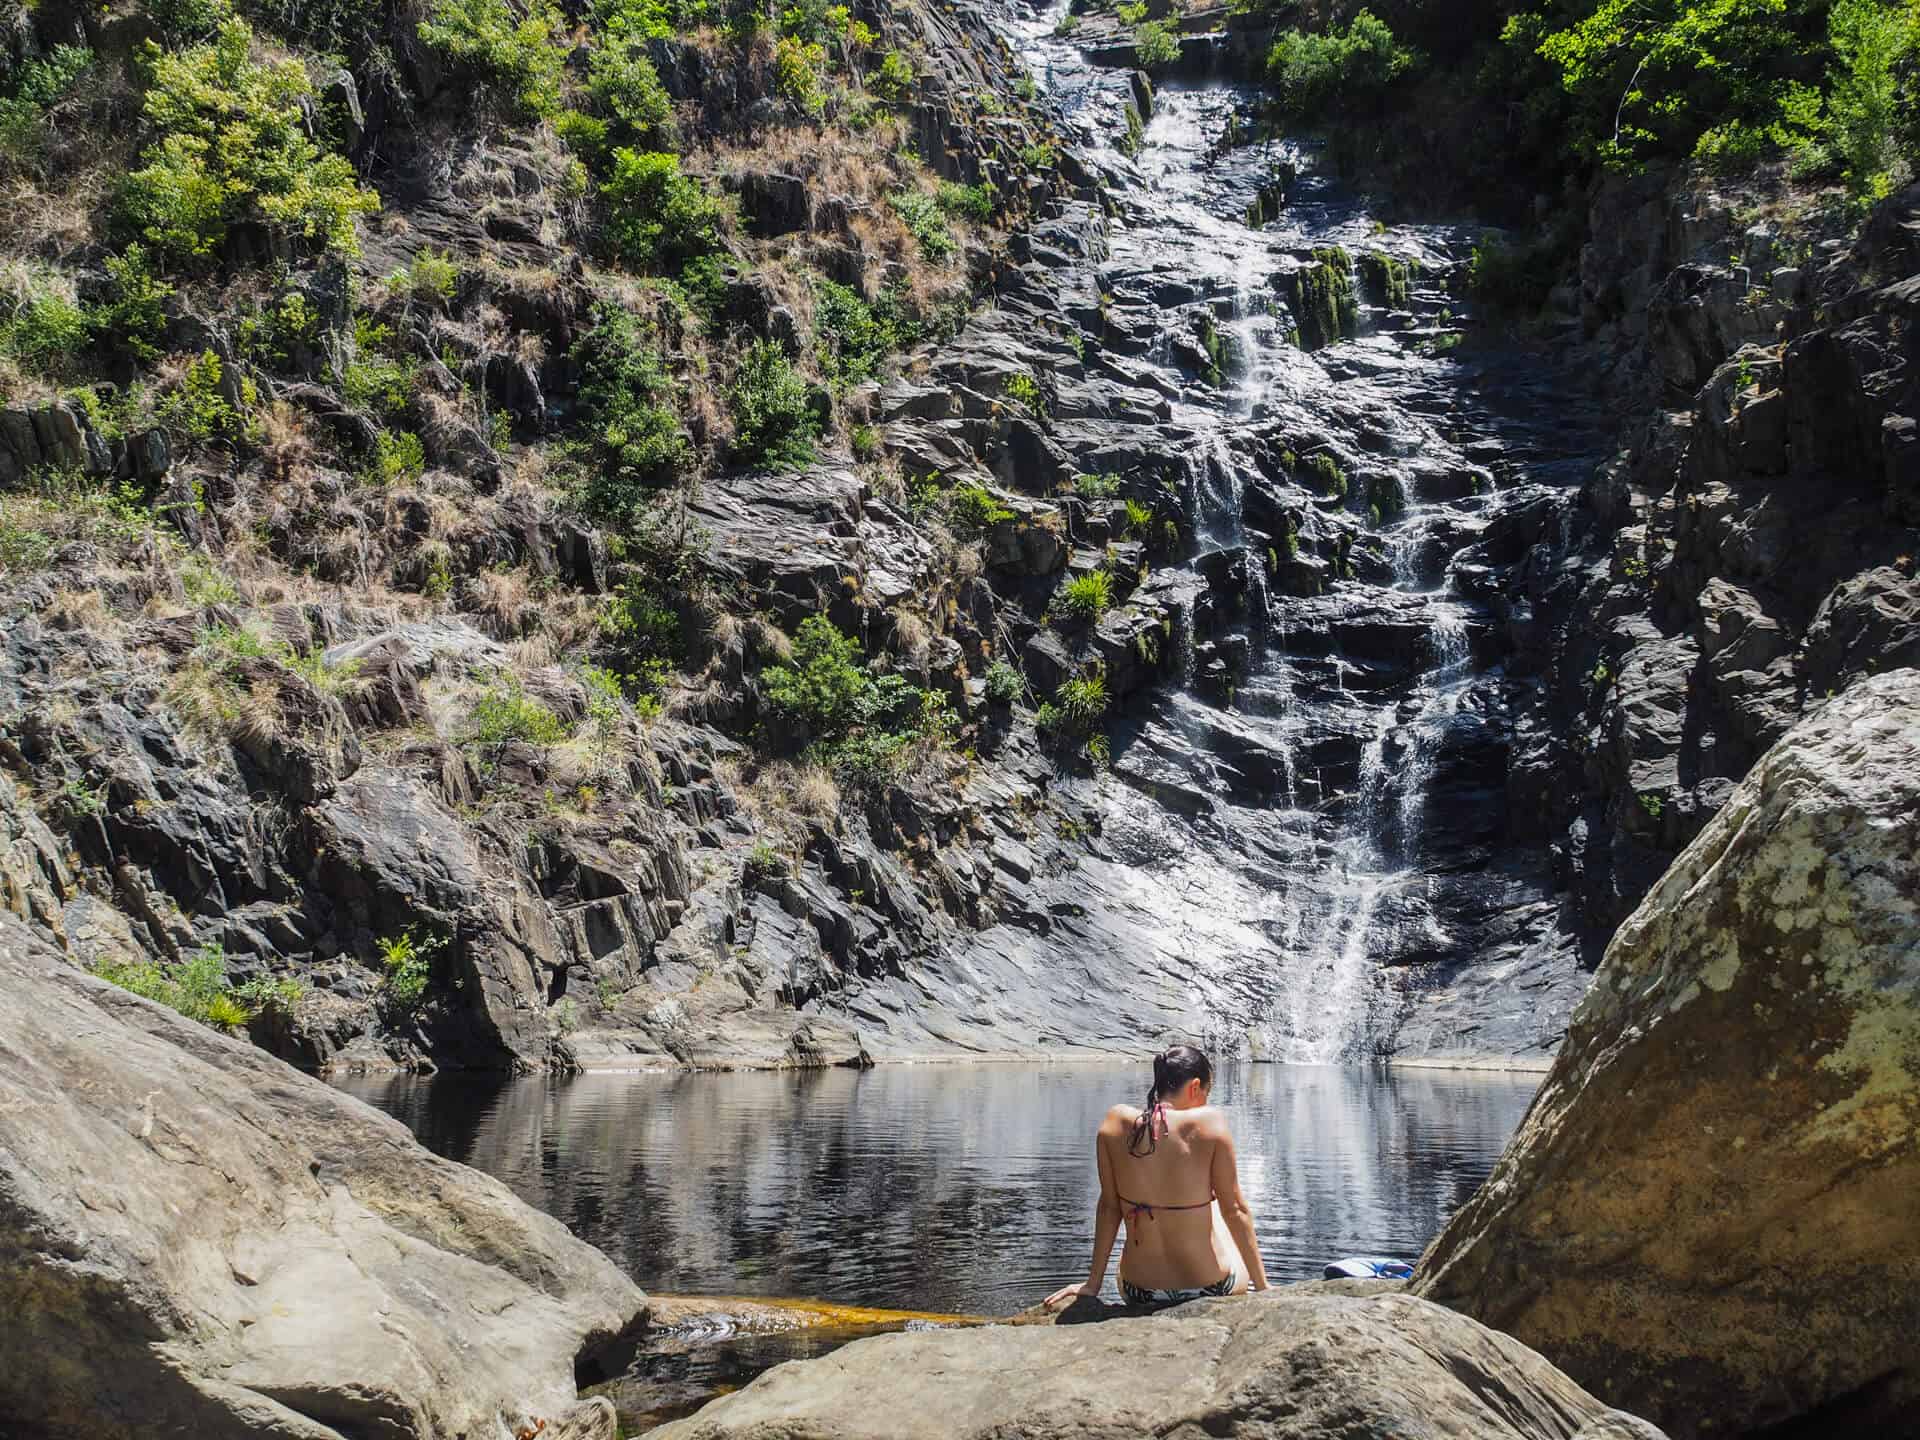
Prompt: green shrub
<box><xmin>1019</xmin><ymin>141</ymin><xmax>1058</xmax><ymax>169</ymax></box>
<box><xmin>1823</xmin><ymin>0</ymin><xmax>1917</xmax><ymax>192</ymax></box>
<box><xmin>93</xmin><ymin>246</ymin><xmax>174</xmax><ymax>362</ymax></box>
<box><xmin>1123</xmin><ymin>497</ymin><xmax>1152</xmax><ymax>535</ymax></box>
<box><xmin>417</xmin><ymin>0</ymin><xmax>567</xmax><ymax>117</ymax></box>
<box><xmin>814</xmin><ymin>278</ymin><xmax>898</xmax><ymax>387</ymax></box>
<box><xmin>1074</xmin><ymin>472</ymin><xmax>1121</xmax><ymax>499</ymax></box>
<box><xmin>602</xmin><ymin>149</ymin><xmax>725</xmax><ymax>270</ymax></box>
<box><xmin>1467</xmin><ymin>233</ymin><xmax>1563</xmax><ymax>315</ymax></box>
<box><xmin>936</xmin><ymin>179</ymin><xmax>995</xmax><ymax>221</ymax></box>
<box><xmin>342</xmin><ymin>316</ymin><xmax>420</xmax><ymax>417</ymax></box>
<box><xmin>1053</xmin><ymin>569</ymin><xmax>1113</xmax><ymax>623</ymax></box>
<box><xmin>364</xmin><ymin>429</ymin><xmax>426</xmax><ymax>486</ymax></box>
<box><xmin>1265</xmin><ymin>8</ymin><xmax>1414</xmax><ymax>124</ymax></box>
<box><xmin>389</xmin><ymin>248</ymin><xmax>459</xmax><ymax>305</ymax></box>
<box><xmin>984</xmin><ymin>658</ymin><xmax>1025</xmax><ymax>704</ymax></box>
<box><xmin>598</xmin><ymin>575</ymin><xmax>684</xmax><ymax>670</ymax></box>
<box><xmin>889</xmin><ymin>189</ymin><xmax>956</xmax><ymax>262</ymax></box>
<box><xmin>762</xmin><ymin>614</ymin><xmax>869</xmax><ymax>735</ymax></box>
<box><xmin>93</xmin><ymin>943</ymin><xmax>251</xmax><ymax>1030</ymax></box>
<box><xmin>1002</xmin><ymin>371</ymin><xmax>1043</xmax><ymax>411</ymax></box>
<box><xmin>0</xmin><ymin>282</ymin><xmax>88</xmax><ymax>371</ymax></box>
<box><xmin>0</xmin><ymin>45</ymin><xmax>93</xmax><ymax>175</ymax></box>
<box><xmin>157</xmin><ymin>350</ymin><xmax>254</xmax><ymax>452</ymax></box>
<box><xmin>1135</xmin><ymin>17</ymin><xmax>1181</xmax><ymax>67</ymax></box>
<box><xmin>943</xmin><ymin>482</ymin><xmax>1009</xmax><ymax>532</ymax></box>
<box><xmin>871</xmin><ymin>48</ymin><xmax>915</xmax><ymax>101</ymax></box>
<box><xmin>584</xmin><ymin>33</ymin><xmax>677</xmax><ymax>157</ymax></box>
<box><xmin>468</xmin><ymin>674</ymin><xmax>568</xmax><ymax>746</ymax></box>
<box><xmin>376</xmin><ymin>927</ymin><xmax>442</xmax><ymax>1013</ymax></box>
<box><xmin>571</xmin><ymin>303</ymin><xmax>689</xmax><ymax>522</ymax></box>
<box><xmin>729</xmin><ymin>339</ymin><xmax>820</xmax><ymax>468</ymax></box>
<box><xmin>744</xmin><ymin>839</ymin><xmax>789</xmax><ymax>882</ymax></box>
<box><xmin>775</xmin><ymin>35</ymin><xmax>828</xmax><ymax>116</ymax></box>
<box><xmin>851</xmin><ymin>423</ymin><xmax>882</xmax><ymax>460</ymax></box>
<box><xmin>231</xmin><ymin>974</ymin><xmax>307</xmax><ymax>1018</ymax></box>
<box><xmin>120</xmin><ymin>19</ymin><xmax>378</xmax><ymax>264</ymax></box>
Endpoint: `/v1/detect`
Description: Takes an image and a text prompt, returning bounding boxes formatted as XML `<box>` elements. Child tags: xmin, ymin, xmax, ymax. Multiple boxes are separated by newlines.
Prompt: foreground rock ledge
<box><xmin>0</xmin><ymin>911</ymin><xmax>647</xmax><ymax>1440</ymax></box>
<box><xmin>1417</xmin><ymin>668</ymin><xmax>1920</xmax><ymax>1436</ymax></box>
<box><xmin>649</xmin><ymin>1286</ymin><xmax>1665</xmax><ymax>1440</ymax></box>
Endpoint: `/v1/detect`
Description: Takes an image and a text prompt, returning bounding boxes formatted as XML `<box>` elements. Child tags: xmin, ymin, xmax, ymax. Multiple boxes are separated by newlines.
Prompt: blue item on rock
<box><xmin>1323</xmin><ymin>1256</ymin><xmax>1415</xmax><ymax>1281</ymax></box>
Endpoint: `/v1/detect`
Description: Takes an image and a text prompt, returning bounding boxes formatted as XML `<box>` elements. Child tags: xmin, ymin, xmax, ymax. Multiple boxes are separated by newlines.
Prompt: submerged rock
<box><xmin>1416</xmin><ymin>669</ymin><xmax>1920</xmax><ymax>1437</ymax></box>
<box><xmin>0</xmin><ymin>910</ymin><xmax>648</xmax><ymax>1440</ymax></box>
<box><xmin>650</xmin><ymin>1285</ymin><xmax>1666</xmax><ymax>1440</ymax></box>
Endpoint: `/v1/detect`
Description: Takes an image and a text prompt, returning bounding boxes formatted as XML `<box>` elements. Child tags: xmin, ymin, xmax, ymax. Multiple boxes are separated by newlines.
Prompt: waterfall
<box><xmin>979</xmin><ymin>3</ymin><xmax>1599</xmax><ymax>1066</ymax></box>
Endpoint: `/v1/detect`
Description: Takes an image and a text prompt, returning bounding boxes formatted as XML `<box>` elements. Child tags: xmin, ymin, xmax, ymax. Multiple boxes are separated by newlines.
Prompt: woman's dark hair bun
<box><xmin>1129</xmin><ymin>1044</ymin><xmax>1212</xmax><ymax>1156</ymax></box>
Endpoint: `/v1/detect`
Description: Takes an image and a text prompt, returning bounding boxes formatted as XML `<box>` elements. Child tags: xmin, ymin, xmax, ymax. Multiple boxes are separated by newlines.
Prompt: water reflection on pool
<box><xmin>336</xmin><ymin>1062</ymin><xmax>1536</xmax><ymax>1315</ymax></box>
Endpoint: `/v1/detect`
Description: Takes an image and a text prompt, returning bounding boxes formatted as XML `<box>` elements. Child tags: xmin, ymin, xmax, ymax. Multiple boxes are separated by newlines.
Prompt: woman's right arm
<box><xmin>1209</xmin><ymin>1120</ymin><xmax>1270</xmax><ymax>1291</ymax></box>
<box><xmin>1045</xmin><ymin>1115</ymin><xmax>1124</xmax><ymax>1310</ymax></box>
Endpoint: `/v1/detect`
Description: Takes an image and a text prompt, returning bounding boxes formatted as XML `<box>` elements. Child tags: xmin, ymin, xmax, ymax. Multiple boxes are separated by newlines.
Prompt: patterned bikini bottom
<box><xmin>1120</xmin><ymin>1272</ymin><xmax>1236</xmax><ymax>1307</ymax></box>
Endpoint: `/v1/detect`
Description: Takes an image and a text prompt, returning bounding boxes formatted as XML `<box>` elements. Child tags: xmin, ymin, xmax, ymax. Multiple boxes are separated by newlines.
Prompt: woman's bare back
<box><xmin>1100</xmin><ymin>1103</ymin><xmax>1247</xmax><ymax>1292</ymax></box>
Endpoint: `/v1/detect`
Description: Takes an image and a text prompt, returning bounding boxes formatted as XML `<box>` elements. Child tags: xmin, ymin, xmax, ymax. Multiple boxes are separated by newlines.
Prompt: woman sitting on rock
<box><xmin>1045</xmin><ymin>1044</ymin><xmax>1270</xmax><ymax>1310</ymax></box>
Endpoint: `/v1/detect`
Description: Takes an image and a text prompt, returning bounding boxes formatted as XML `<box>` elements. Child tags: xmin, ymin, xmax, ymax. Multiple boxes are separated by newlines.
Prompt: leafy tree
<box><xmin>601</xmin><ymin>149</ymin><xmax>724</xmax><ymax>269</ymax></box>
<box><xmin>571</xmin><ymin>303</ymin><xmax>690</xmax><ymax>524</ymax></box>
<box><xmin>1265</xmin><ymin>9</ymin><xmax>1416</xmax><ymax>122</ymax></box>
<box><xmin>119</xmin><ymin>18</ymin><xmax>378</xmax><ymax>263</ymax></box>
<box><xmin>762</xmin><ymin>615</ymin><xmax>869</xmax><ymax>735</ymax></box>
<box><xmin>728</xmin><ymin>340</ymin><xmax>820</xmax><ymax>468</ymax></box>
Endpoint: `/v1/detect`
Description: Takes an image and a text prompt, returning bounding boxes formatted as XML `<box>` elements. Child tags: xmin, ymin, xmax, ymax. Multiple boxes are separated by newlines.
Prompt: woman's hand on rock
<box><xmin>1044</xmin><ymin>1281</ymin><xmax>1098</xmax><ymax>1311</ymax></box>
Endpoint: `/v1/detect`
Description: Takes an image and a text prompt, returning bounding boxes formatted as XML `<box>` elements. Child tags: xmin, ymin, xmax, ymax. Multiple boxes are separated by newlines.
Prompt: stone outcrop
<box><xmin>0</xmin><ymin>909</ymin><xmax>648</xmax><ymax>1439</ymax></box>
<box><xmin>1416</xmin><ymin>670</ymin><xmax>1920</xmax><ymax>1436</ymax></box>
<box><xmin>650</xmin><ymin>1286</ymin><xmax>1667</xmax><ymax>1440</ymax></box>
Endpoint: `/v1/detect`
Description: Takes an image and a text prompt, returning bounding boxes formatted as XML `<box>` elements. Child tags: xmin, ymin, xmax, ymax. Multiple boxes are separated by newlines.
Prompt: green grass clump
<box><xmin>947</xmin><ymin>483</ymin><xmax>1013</xmax><ymax>533</ymax></box>
<box><xmin>1053</xmin><ymin>569</ymin><xmax>1113</xmax><ymax>623</ymax></box>
<box><xmin>889</xmin><ymin>190</ymin><xmax>956</xmax><ymax>262</ymax></box>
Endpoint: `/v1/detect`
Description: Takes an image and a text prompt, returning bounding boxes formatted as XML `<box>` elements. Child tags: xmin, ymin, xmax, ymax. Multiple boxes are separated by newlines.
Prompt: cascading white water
<box><xmin>982</xmin><ymin>1</ymin><xmax>1586</xmax><ymax>1065</ymax></box>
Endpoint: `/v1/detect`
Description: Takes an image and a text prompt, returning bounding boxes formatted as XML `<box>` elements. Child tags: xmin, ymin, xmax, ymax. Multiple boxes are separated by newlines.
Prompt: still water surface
<box><xmin>337</xmin><ymin>1063</ymin><xmax>1536</xmax><ymax>1315</ymax></box>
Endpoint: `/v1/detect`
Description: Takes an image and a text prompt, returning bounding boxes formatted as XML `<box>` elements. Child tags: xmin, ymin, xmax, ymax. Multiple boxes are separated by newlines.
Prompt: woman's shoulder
<box><xmin>1100</xmin><ymin>1103</ymin><xmax>1139</xmax><ymax>1133</ymax></box>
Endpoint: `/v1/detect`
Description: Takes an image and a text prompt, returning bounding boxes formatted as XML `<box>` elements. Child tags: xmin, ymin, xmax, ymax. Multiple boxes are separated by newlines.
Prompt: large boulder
<box><xmin>0</xmin><ymin>910</ymin><xmax>648</xmax><ymax>1440</ymax></box>
<box><xmin>650</xmin><ymin>1286</ymin><xmax>1665</xmax><ymax>1440</ymax></box>
<box><xmin>1416</xmin><ymin>669</ymin><xmax>1920</xmax><ymax>1436</ymax></box>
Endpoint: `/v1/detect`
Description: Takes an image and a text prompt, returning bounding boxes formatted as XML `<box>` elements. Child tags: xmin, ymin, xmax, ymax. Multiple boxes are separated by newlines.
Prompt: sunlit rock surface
<box><xmin>1417</xmin><ymin>669</ymin><xmax>1920</xmax><ymax>1436</ymax></box>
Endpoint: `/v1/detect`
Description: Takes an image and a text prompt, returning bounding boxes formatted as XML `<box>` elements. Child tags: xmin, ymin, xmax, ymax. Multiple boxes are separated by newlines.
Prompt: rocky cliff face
<box><xmin>1415</xmin><ymin>669</ymin><xmax>1920</xmax><ymax>1438</ymax></box>
<box><xmin>1512</xmin><ymin>171</ymin><xmax>1920</xmax><ymax>957</ymax></box>
<box><xmin>1</xmin><ymin>0</ymin><xmax>1914</xmax><ymax>1078</ymax></box>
